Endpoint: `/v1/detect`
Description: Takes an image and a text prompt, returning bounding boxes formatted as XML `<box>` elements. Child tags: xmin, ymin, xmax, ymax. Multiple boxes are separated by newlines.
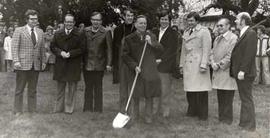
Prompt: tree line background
<box><xmin>0</xmin><ymin>0</ymin><xmax>269</xmax><ymax>30</ymax></box>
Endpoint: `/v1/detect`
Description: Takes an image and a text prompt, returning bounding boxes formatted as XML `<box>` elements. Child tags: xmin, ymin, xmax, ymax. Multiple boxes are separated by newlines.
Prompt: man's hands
<box><xmin>14</xmin><ymin>62</ymin><xmax>22</xmax><ymax>69</ymax></box>
<box><xmin>238</xmin><ymin>71</ymin><xmax>245</xmax><ymax>80</ymax></box>
<box><xmin>156</xmin><ymin>59</ymin><xmax>162</xmax><ymax>64</ymax></box>
<box><xmin>145</xmin><ymin>35</ymin><xmax>152</xmax><ymax>45</ymax></box>
<box><xmin>106</xmin><ymin>65</ymin><xmax>112</xmax><ymax>72</ymax></box>
<box><xmin>14</xmin><ymin>62</ymin><xmax>46</xmax><ymax>70</ymax></box>
<box><xmin>199</xmin><ymin>67</ymin><xmax>207</xmax><ymax>73</ymax></box>
<box><xmin>61</xmin><ymin>51</ymin><xmax>70</xmax><ymax>58</ymax></box>
<box><xmin>179</xmin><ymin>67</ymin><xmax>183</xmax><ymax>74</ymax></box>
<box><xmin>211</xmin><ymin>62</ymin><xmax>219</xmax><ymax>71</ymax></box>
<box><xmin>42</xmin><ymin>63</ymin><xmax>46</xmax><ymax>70</ymax></box>
<box><xmin>135</xmin><ymin>66</ymin><xmax>141</xmax><ymax>74</ymax></box>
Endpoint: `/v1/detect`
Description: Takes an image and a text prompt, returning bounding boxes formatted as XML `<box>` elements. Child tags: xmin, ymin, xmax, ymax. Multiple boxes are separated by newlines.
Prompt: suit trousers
<box><xmin>14</xmin><ymin>69</ymin><xmax>39</xmax><ymax>113</ymax></box>
<box><xmin>236</xmin><ymin>79</ymin><xmax>256</xmax><ymax>131</ymax></box>
<box><xmin>254</xmin><ymin>57</ymin><xmax>270</xmax><ymax>84</ymax></box>
<box><xmin>186</xmin><ymin>92</ymin><xmax>208</xmax><ymax>120</ymax></box>
<box><xmin>217</xmin><ymin>89</ymin><xmax>235</xmax><ymax>124</ymax></box>
<box><xmin>133</xmin><ymin>97</ymin><xmax>153</xmax><ymax>121</ymax></box>
<box><xmin>112</xmin><ymin>62</ymin><xmax>119</xmax><ymax>84</ymax></box>
<box><xmin>157</xmin><ymin>72</ymin><xmax>173</xmax><ymax>116</ymax></box>
<box><xmin>54</xmin><ymin>81</ymin><xmax>77</xmax><ymax>113</ymax></box>
<box><xmin>83</xmin><ymin>70</ymin><xmax>104</xmax><ymax>112</ymax></box>
<box><xmin>119</xmin><ymin>64</ymin><xmax>131</xmax><ymax>113</ymax></box>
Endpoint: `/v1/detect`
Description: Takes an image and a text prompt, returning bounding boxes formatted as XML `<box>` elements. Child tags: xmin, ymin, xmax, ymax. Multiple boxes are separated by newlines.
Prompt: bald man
<box><xmin>210</xmin><ymin>18</ymin><xmax>238</xmax><ymax>125</ymax></box>
<box><xmin>230</xmin><ymin>12</ymin><xmax>257</xmax><ymax>131</ymax></box>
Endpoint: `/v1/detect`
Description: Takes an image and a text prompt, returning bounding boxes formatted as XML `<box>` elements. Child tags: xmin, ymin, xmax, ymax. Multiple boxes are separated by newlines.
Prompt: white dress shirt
<box><xmin>158</xmin><ymin>26</ymin><xmax>168</xmax><ymax>42</ymax></box>
<box><xmin>240</xmin><ymin>26</ymin><xmax>249</xmax><ymax>37</ymax></box>
<box><xmin>65</xmin><ymin>28</ymin><xmax>73</xmax><ymax>35</ymax></box>
<box><xmin>26</xmin><ymin>24</ymin><xmax>38</xmax><ymax>42</ymax></box>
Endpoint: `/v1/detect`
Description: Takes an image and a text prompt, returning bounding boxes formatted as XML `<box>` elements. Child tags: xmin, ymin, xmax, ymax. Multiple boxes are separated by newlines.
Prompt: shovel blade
<box><xmin>112</xmin><ymin>112</ymin><xmax>130</xmax><ymax>128</ymax></box>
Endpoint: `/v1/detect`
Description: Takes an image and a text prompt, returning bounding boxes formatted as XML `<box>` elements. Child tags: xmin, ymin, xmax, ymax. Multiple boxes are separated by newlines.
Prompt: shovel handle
<box><xmin>125</xmin><ymin>41</ymin><xmax>148</xmax><ymax>112</ymax></box>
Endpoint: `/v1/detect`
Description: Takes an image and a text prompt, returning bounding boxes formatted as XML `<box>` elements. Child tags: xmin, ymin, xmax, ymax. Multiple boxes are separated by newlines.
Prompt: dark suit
<box><xmin>230</xmin><ymin>28</ymin><xmax>257</xmax><ymax>131</ymax></box>
<box><xmin>152</xmin><ymin>27</ymin><xmax>178</xmax><ymax>116</ymax></box>
<box><xmin>51</xmin><ymin>28</ymin><xmax>85</xmax><ymax>113</ymax></box>
<box><xmin>112</xmin><ymin>23</ymin><xmax>135</xmax><ymax>112</ymax></box>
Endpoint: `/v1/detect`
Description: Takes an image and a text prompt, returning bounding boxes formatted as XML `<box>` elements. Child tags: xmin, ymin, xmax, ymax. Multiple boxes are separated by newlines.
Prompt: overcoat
<box><xmin>210</xmin><ymin>31</ymin><xmax>238</xmax><ymax>90</ymax></box>
<box><xmin>50</xmin><ymin>28</ymin><xmax>85</xmax><ymax>81</ymax></box>
<box><xmin>122</xmin><ymin>31</ymin><xmax>163</xmax><ymax>98</ymax></box>
<box><xmin>180</xmin><ymin>24</ymin><xmax>212</xmax><ymax>92</ymax></box>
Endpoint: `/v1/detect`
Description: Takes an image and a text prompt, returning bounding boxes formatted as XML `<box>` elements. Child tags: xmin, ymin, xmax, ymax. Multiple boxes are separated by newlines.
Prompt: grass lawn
<box><xmin>0</xmin><ymin>72</ymin><xmax>269</xmax><ymax>138</ymax></box>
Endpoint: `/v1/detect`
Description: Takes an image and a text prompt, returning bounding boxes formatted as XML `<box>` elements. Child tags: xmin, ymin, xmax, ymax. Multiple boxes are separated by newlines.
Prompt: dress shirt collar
<box><xmin>240</xmin><ymin>26</ymin><xmax>249</xmax><ymax>37</ymax></box>
<box><xmin>160</xmin><ymin>26</ymin><xmax>169</xmax><ymax>32</ymax></box>
<box><xmin>26</xmin><ymin>24</ymin><xmax>36</xmax><ymax>33</ymax></box>
<box><xmin>65</xmin><ymin>28</ymin><xmax>73</xmax><ymax>35</ymax></box>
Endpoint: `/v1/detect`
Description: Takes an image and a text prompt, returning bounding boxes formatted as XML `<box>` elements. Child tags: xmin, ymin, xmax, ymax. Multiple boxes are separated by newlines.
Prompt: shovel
<box><xmin>112</xmin><ymin>41</ymin><xmax>148</xmax><ymax>128</ymax></box>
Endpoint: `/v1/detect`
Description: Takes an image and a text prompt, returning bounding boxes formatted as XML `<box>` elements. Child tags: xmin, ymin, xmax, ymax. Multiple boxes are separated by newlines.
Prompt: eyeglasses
<box><xmin>29</xmin><ymin>18</ymin><xmax>38</xmax><ymax>20</ymax></box>
<box><xmin>217</xmin><ymin>24</ymin><xmax>224</xmax><ymax>28</ymax></box>
<box><xmin>91</xmin><ymin>18</ymin><xmax>102</xmax><ymax>21</ymax></box>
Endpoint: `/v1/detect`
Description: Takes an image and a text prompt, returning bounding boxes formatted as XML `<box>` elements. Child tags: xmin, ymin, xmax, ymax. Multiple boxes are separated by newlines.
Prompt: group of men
<box><xmin>11</xmin><ymin>8</ymin><xmax>257</xmax><ymax>132</ymax></box>
<box><xmin>180</xmin><ymin>12</ymin><xmax>257</xmax><ymax>131</ymax></box>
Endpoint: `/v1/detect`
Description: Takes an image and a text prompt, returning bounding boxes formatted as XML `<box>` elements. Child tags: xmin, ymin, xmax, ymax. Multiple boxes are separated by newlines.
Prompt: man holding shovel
<box><xmin>121</xmin><ymin>15</ymin><xmax>163</xmax><ymax>124</ymax></box>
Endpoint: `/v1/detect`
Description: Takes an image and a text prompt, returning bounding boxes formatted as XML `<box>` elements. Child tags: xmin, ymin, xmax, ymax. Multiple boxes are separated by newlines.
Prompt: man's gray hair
<box><xmin>238</xmin><ymin>12</ymin><xmax>252</xmax><ymax>26</ymax></box>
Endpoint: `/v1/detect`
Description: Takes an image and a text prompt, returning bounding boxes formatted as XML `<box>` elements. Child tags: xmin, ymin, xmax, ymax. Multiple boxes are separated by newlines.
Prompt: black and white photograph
<box><xmin>0</xmin><ymin>0</ymin><xmax>269</xmax><ymax>137</ymax></box>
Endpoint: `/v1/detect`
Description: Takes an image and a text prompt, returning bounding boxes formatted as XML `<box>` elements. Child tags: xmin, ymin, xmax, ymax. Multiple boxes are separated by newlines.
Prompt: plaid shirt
<box><xmin>11</xmin><ymin>25</ymin><xmax>46</xmax><ymax>71</ymax></box>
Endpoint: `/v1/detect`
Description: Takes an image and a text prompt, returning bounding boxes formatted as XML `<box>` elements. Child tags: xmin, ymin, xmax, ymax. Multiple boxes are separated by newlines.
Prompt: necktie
<box><xmin>67</xmin><ymin>30</ymin><xmax>70</xmax><ymax>35</ymax></box>
<box><xmin>31</xmin><ymin>28</ymin><xmax>36</xmax><ymax>46</ymax></box>
<box><xmin>189</xmin><ymin>29</ymin><xmax>193</xmax><ymax>35</ymax></box>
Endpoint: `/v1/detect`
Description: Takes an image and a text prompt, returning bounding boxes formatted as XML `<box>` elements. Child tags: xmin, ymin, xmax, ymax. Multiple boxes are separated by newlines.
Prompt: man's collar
<box><xmin>65</xmin><ymin>28</ymin><xmax>73</xmax><ymax>31</ymax></box>
<box><xmin>160</xmin><ymin>26</ymin><xmax>169</xmax><ymax>31</ymax></box>
<box><xmin>221</xmin><ymin>31</ymin><xmax>230</xmax><ymax>40</ymax></box>
<box><xmin>26</xmin><ymin>24</ymin><xmax>35</xmax><ymax>31</ymax></box>
<box><xmin>240</xmin><ymin>26</ymin><xmax>249</xmax><ymax>37</ymax></box>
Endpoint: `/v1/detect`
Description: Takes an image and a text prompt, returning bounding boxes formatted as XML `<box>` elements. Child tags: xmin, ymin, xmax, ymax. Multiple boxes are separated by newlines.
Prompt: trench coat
<box><xmin>180</xmin><ymin>24</ymin><xmax>212</xmax><ymax>92</ymax></box>
<box><xmin>50</xmin><ymin>28</ymin><xmax>86</xmax><ymax>81</ymax></box>
<box><xmin>122</xmin><ymin>31</ymin><xmax>163</xmax><ymax>98</ymax></box>
<box><xmin>210</xmin><ymin>31</ymin><xmax>238</xmax><ymax>90</ymax></box>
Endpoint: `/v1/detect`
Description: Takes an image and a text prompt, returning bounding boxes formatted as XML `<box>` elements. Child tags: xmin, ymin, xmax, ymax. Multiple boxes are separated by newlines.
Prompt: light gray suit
<box><xmin>11</xmin><ymin>25</ymin><xmax>46</xmax><ymax>113</ymax></box>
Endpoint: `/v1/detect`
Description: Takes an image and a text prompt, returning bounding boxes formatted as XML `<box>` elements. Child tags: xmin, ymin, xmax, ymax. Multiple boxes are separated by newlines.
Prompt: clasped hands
<box><xmin>61</xmin><ymin>51</ymin><xmax>70</xmax><ymax>58</ymax></box>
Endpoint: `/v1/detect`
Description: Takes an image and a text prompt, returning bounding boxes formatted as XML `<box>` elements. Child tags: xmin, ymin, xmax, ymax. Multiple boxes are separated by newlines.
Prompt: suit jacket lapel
<box><xmin>36</xmin><ymin>29</ymin><xmax>44</xmax><ymax>48</ymax></box>
<box><xmin>160</xmin><ymin>27</ymin><xmax>170</xmax><ymax>43</ymax></box>
<box><xmin>92</xmin><ymin>27</ymin><xmax>106</xmax><ymax>39</ymax></box>
<box><xmin>235</xmin><ymin>28</ymin><xmax>249</xmax><ymax>46</ymax></box>
<box><xmin>22</xmin><ymin>26</ymin><xmax>33</xmax><ymax>43</ymax></box>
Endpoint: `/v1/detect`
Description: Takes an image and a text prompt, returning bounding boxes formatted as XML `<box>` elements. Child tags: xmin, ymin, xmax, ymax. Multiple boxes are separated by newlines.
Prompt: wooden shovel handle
<box><xmin>125</xmin><ymin>41</ymin><xmax>148</xmax><ymax>112</ymax></box>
